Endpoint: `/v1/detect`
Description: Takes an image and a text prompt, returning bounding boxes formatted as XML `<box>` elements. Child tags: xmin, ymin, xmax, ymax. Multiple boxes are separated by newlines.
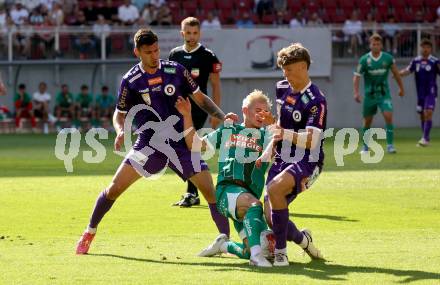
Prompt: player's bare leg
<box><xmin>361</xmin><ymin>115</ymin><xmax>374</xmax><ymax>153</ymax></box>
<box><xmin>267</xmin><ymin>171</ymin><xmax>324</xmax><ymax>266</ymax></box>
<box><xmin>76</xmin><ymin>162</ymin><xmax>141</xmax><ymax>254</ymax></box>
<box><xmin>189</xmin><ymin>170</ymin><xmax>230</xmax><ymax>237</ymax></box>
<box><xmin>382</xmin><ymin>111</ymin><xmax>396</xmax><ymax>153</ymax></box>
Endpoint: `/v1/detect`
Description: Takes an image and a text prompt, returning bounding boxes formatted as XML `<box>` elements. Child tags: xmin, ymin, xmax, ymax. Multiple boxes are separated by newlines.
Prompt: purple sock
<box><xmin>208</xmin><ymin>203</ymin><xmax>230</xmax><ymax>237</ymax></box>
<box><xmin>271</xmin><ymin>208</ymin><xmax>289</xmax><ymax>250</ymax></box>
<box><xmin>421</xmin><ymin>120</ymin><xmax>425</xmax><ymax>133</ymax></box>
<box><xmin>423</xmin><ymin>120</ymin><xmax>432</xmax><ymax>141</ymax></box>
<box><xmin>89</xmin><ymin>191</ymin><xmax>115</xmax><ymax>228</ymax></box>
<box><xmin>286</xmin><ymin>220</ymin><xmax>304</xmax><ymax>244</ymax></box>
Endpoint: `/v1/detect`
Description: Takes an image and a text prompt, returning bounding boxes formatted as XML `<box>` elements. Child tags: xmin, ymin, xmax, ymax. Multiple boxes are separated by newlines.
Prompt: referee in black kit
<box><xmin>169</xmin><ymin>17</ymin><xmax>222</xmax><ymax>207</ymax></box>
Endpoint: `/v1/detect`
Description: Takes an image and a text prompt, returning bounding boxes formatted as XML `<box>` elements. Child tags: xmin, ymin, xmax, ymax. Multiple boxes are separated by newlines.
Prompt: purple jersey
<box><xmin>116</xmin><ymin>59</ymin><xmax>199</xmax><ymax>140</ymax></box>
<box><xmin>275</xmin><ymin>80</ymin><xmax>327</xmax><ymax>166</ymax></box>
<box><xmin>406</xmin><ymin>55</ymin><xmax>440</xmax><ymax>98</ymax></box>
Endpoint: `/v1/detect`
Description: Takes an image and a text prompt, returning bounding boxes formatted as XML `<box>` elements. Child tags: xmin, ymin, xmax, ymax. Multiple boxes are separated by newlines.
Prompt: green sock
<box><xmin>226</xmin><ymin>241</ymin><xmax>250</xmax><ymax>259</ymax></box>
<box><xmin>386</xmin><ymin>124</ymin><xmax>394</xmax><ymax>145</ymax></box>
<box><xmin>243</xmin><ymin>205</ymin><xmax>265</xmax><ymax>249</ymax></box>
<box><xmin>362</xmin><ymin>126</ymin><xmax>371</xmax><ymax>148</ymax></box>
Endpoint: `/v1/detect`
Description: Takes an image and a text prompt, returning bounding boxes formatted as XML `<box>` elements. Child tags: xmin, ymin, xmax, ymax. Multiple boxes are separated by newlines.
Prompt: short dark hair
<box><xmin>102</xmin><ymin>85</ymin><xmax>109</xmax><ymax>91</ymax></box>
<box><xmin>369</xmin><ymin>33</ymin><xmax>383</xmax><ymax>43</ymax></box>
<box><xmin>421</xmin><ymin>38</ymin><xmax>433</xmax><ymax>47</ymax></box>
<box><xmin>181</xmin><ymin>17</ymin><xmax>200</xmax><ymax>30</ymax></box>
<box><xmin>18</xmin><ymin>83</ymin><xmax>26</xmax><ymax>89</ymax></box>
<box><xmin>277</xmin><ymin>43</ymin><xmax>311</xmax><ymax>69</ymax></box>
<box><xmin>134</xmin><ymin>28</ymin><xmax>158</xmax><ymax>49</ymax></box>
<box><xmin>81</xmin><ymin>84</ymin><xmax>88</xmax><ymax>90</ymax></box>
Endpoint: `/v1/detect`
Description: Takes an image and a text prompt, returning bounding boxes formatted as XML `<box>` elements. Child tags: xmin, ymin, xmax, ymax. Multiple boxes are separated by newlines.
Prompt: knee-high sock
<box><xmin>423</xmin><ymin>120</ymin><xmax>432</xmax><ymax>141</ymax></box>
<box><xmin>208</xmin><ymin>203</ymin><xmax>230</xmax><ymax>237</ymax></box>
<box><xmin>243</xmin><ymin>205</ymin><xmax>265</xmax><ymax>252</ymax></box>
<box><xmin>421</xmin><ymin>120</ymin><xmax>425</xmax><ymax>133</ymax></box>
<box><xmin>286</xmin><ymin>220</ymin><xmax>305</xmax><ymax>244</ymax></box>
<box><xmin>271</xmin><ymin>208</ymin><xmax>289</xmax><ymax>250</ymax></box>
<box><xmin>362</xmin><ymin>126</ymin><xmax>371</xmax><ymax>148</ymax></box>
<box><xmin>186</xmin><ymin>180</ymin><xmax>199</xmax><ymax>196</ymax></box>
<box><xmin>224</xmin><ymin>241</ymin><xmax>250</xmax><ymax>259</ymax></box>
<box><xmin>89</xmin><ymin>191</ymin><xmax>115</xmax><ymax>229</ymax></box>
<box><xmin>386</xmin><ymin>124</ymin><xmax>394</xmax><ymax>145</ymax></box>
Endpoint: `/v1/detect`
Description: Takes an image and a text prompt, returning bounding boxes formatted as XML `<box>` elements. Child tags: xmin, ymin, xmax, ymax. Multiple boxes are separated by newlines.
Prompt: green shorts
<box><xmin>363</xmin><ymin>95</ymin><xmax>393</xmax><ymax>117</ymax></box>
<box><xmin>216</xmin><ymin>183</ymin><xmax>250</xmax><ymax>221</ymax></box>
<box><xmin>216</xmin><ymin>183</ymin><xmax>252</xmax><ymax>240</ymax></box>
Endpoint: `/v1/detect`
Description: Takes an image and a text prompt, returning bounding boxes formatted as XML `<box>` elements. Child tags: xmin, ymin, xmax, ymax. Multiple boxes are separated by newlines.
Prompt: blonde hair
<box><xmin>242</xmin><ymin>89</ymin><xmax>272</xmax><ymax>109</ymax></box>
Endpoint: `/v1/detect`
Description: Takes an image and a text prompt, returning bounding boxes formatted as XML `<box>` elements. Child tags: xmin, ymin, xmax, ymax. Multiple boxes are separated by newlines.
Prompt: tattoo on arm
<box><xmin>191</xmin><ymin>93</ymin><xmax>225</xmax><ymax>121</ymax></box>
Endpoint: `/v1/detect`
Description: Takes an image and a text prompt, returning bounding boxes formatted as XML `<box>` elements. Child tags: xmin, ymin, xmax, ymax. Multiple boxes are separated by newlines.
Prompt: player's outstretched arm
<box><xmin>399</xmin><ymin>68</ymin><xmax>411</xmax><ymax>77</ymax></box>
<box><xmin>175</xmin><ymin>96</ymin><xmax>208</xmax><ymax>152</ymax></box>
<box><xmin>190</xmin><ymin>90</ymin><xmax>225</xmax><ymax>121</ymax></box>
<box><xmin>391</xmin><ymin>64</ymin><xmax>405</xmax><ymax>97</ymax></box>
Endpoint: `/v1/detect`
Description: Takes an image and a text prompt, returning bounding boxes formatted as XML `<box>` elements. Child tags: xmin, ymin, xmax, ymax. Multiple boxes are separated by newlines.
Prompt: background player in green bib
<box><xmin>353</xmin><ymin>33</ymin><xmax>404</xmax><ymax>154</ymax></box>
<box><xmin>175</xmin><ymin>90</ymin><xmax>276</xmax><ymax>267</ymax></box>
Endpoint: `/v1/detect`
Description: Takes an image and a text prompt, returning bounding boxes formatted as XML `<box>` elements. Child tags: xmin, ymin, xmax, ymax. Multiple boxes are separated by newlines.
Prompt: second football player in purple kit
<box><xmin>400</xmin><ymin>39</ymin><xmax>439</xmax><ymax>146</ymax></box>
<box><xmin>75</xmin><ymin>29</ymin><xmax>230</xmax><ymax>254</ymax></box>
<box><xmin>260</xmin><ymin>43</ymin><xmax>326</xmax><ymax>266</ymax></box>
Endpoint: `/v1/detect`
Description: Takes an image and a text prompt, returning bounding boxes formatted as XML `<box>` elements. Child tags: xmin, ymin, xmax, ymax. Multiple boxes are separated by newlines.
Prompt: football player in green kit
<box><xmin>175</xmin><ymin>90</ymin><xmax>276</xmax><ymax>267</ymax></box>
<box><xmin>353</xmin><ymin>33</ymin><xmax>405</xmax><ymax>154</ymax></box>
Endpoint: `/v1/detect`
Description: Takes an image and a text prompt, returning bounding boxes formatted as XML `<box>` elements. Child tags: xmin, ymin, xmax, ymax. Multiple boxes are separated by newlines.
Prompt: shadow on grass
<box><xmin>89</xmin><ymin>254</ymin><xmax>440</xmax><ymax>283</ymax></box>
<box><xmin>289</xmin><ymin>213</ymin><xmax>359</xmax><ymax>222</ymax></box>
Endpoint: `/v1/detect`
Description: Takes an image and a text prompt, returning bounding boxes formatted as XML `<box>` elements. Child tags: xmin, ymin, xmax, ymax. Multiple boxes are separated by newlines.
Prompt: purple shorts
<box><xmin>265</xmin><ymin>159</ymin><xmax>322</xmax><ymax>204</ymax></box>
<box><xmin>123</xmin><ymin>137</ymin><xmax>208</xmax><ymax>181</ymax></box>
<box><xmin>417</xmin><ymin>95</ymin><xmax>437</xmax><ymax>113</ymax></box>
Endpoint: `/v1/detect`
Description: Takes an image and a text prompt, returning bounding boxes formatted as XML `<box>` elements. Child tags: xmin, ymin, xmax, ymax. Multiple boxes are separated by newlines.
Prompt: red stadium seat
<box><xmin>167</xmin><ymin>1</ymin><xmax>181</xmax><ymax>10</ymax></box>
<box><xmin>331</xmin><ymin>10</ymin><xmax>347</xmax><ymax>23</ymax></box>
<box><xmin>406</xmin><ymin>0</ymin><xmax>424</xmax><ymax>11</ymax></box>
<box><xmin>425</xmin><ymin>0</ymin><xmax>440</xmax><ymax>9</ymax></box>
<box><xmin>261</xmin><ymin>13</ymin><xmax>275</xmax><ymax>24</ymax></box>
<box><xmin>182</xmin><ymin>1</ymin><xmax>198</xmax><ymax>16</ymax></box>
<box><xmin>236</xmin><ymin>0</ymin><xmax>253</xmax><ymax>10</ymax></box>
<box><xmin>59</xmin><ymin>34</ymin><xmax>70</xmax><ymax>52</ymax></box>
<box><xmin>389</xmin><ymin>0</ymin><xmax>406</xmax><ymax>9</ymax></box>
<box><xmin>374</xmin><ymin>0</ymin><xmax>389</xmax><ymax>16</ymax></box>
<box><xmin>339</xmin><ymin>0</ymin><xmax>354</xmax><ymax>9</ymax></box>
<box><xmin>356</xmin><ymin>0</ymin><xmax>372</xmax><ymax>13</ymax></box>
<box><xmin>307</xmin><ymin>1</ymin><xmax>320</xmax><ymax>14</ymax></box>
<box><xmin>287</xmin><ymin>0</ymin><xmax>302</xmax><ymax>14</ymax></box>
<box><xmin>111</xmin><ymin>34</ymin><xmax>124</xmax><ymax>51</ymax></box>
<box><xmin>323</xmin><ymin>1</ymin><xmax>337</xmax><ymax>9</ymax></box>
<box><xmin>199</xmin><ymin>0</ymin><xmax>216</xmax><ymax>11</ymax></box>
<box><xmin>217</xmin><ymin>0</ymin><xmax>234</xmax><ymax>11</ymax></box>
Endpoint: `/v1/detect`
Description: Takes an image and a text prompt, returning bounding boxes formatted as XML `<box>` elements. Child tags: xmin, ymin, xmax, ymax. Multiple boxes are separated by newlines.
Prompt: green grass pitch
<box><xmin>0</xmin><ymin>128</ymin><xmax>439</xmax><ymax>284</ymax></box>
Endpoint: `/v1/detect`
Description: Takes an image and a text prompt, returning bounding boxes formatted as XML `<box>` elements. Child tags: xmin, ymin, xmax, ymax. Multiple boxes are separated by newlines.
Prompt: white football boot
<box><xmin>417</xmin><ymin>138</ymin><xmax>429</xmax><ymax>147</ymax></box>
<box><xmin>273</xmin><ymin>248</ymin><xmax>289</xmax><ymax>266</ymax></box>
<box><xmin>301</xmin><ymin>229</ymin><xmax>325</xmax><ymax>260</ymax></box>
<box><xmin>249</xmin><ymin>252</ymin><xmax>273</xmax><ymax>267</ymax></box>
<box><xmin>198</xmin><ymin>233</ymin><xmax>228</xmax><ymax>257</ymax></box>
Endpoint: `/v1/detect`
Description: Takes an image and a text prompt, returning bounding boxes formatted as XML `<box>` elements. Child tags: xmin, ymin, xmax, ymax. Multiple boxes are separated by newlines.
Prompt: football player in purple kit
<box><xmin>259</xmin><ymin>43</ymin><xmax>326</xmax><ymax>266</ymax></box>
<box><xmin>399</xmin><ymin>39</ymin><xmax>439</xmax><ymax>147</ymax></box>
<box><xmin>76</xmin><ymin>29</ymin><xmax>230</xmax><ymax>254</ymax></box>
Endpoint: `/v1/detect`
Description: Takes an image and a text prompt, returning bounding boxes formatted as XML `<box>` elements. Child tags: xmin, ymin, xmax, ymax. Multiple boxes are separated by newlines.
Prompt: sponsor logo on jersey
<box><xmin>225</xmin><ymin>134</ymin><xmax>262</xmax><ymax>152</ymax></box>
<box><xmin>319</xmin><ymin>103</ymin><xmax>325</xmax><ymax>126</ymax></box>
<box><xmin>301</xmin><ymin>94</ymin><xmax>309</xmax><ymax>104</ymax></box>
<box><xmin>367</xmin><ymin>58</ymin><xmax>372</xmax><ymax>65</ymax></box>
<box><xmin>138</xmin><ymin>88</ymin><xmax>149</xmax><ymax>93</ymax></box>
<box><xmin>152</xmin><ymin>86</ymin><xmax>161</xmax><ymax>92</ymax></box>
<box><xmin>164</xmin><ymin>84</ymin><xmax>176</xmax><ymax>96</ymax></box>
<box><xmin>425</xmin><ymin>65</ymin><xmax>431</xmax><ymax>71</ymax></box>
<box><xmin>368</xmin><ymin>68</ymin><xmax>386</xmax><ymax>75</ymax></box>
<box><xmin>183</xmin><ymin>69</ymin><xmax>198</xmax><ymax>90</ymax></box>
<box><xmin>285</xmin><ymin>96</ymin><xmax>296</xmax><ymax>105</ymax></box>
<box><xmin>118</xmin><ymin>87</ymin><xmax>128</xmax><ymax>109</ymax></box>
<box><xmin>292</xmin><ymin>110</ymin><xmax>302</xmax><ymax>122</ymax></box>
<box><xmin>141</xmin><ymin>93</ymin><xmax>151</xmax><ymax>105</ymax></box>
<box><xmin>213</xmin><ymin>62</ymin><xmax>222</xmax><ymax>73</ymax></box>
<box><xmin>184</xmin><ymin>55</ymin><xmax>192</xmax><ymax>59</ymax></box>
<box><xmin>148</xmin><ymin>77</ymin><xmax>162</xmax><ymax>85</ymax></box>
<box><xmin>164</xmin><ymin>67</ymin><xmax>176</xmax><ymax>74</ymax></box>
<box><xmin>310</xmin><ymin>105</ymin><xmax>318</xmax><ymax>115</ymax></box>
<box><xmin>191</xmin><ymin>68</ymin><xmax>200</xmax><ymax>78</ymax></box>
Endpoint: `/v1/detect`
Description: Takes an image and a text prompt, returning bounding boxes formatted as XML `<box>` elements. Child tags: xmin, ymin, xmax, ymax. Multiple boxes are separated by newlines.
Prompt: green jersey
<box><xmin>205</xmin><ymin>123</ymin><xmax>271</xmax><ymax>198</ymax></box>
<box><xmin>14</xmin><ymin>92</ymin><xmax>31</xmax><ymax>105</ymax></box>
<box><xmin>56</xmin><ymin>92</ymin><xmax>74</xmax><ymax>107</ymax></box>
<box><xmin>355</xmin><ymin>51</ymin><xmax>395</xmax><ymax>98</ymax></box>
<box><xmin>96</xmin><ymin>94</ymin><xmax>115</xmax><ymax>108</ymax></box>
<box><xmin>76</xmin><ymin>93</ymin><xmax>93</xmax><ymax>108</ymax></box>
